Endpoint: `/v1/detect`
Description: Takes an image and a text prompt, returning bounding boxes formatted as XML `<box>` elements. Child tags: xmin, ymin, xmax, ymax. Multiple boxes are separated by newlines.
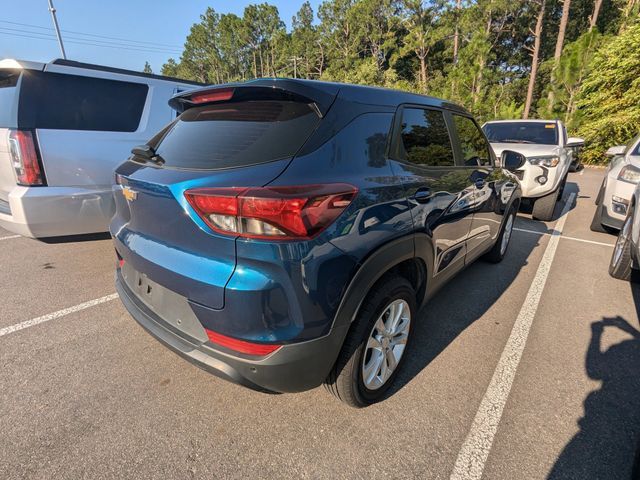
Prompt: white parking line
<box><xmin>450</xmin><ymin>193</ymin><xmax>575</xmax><ymax>480</ymax></box>
<box><xmin>514</xmin><ymin>227</ymin><xmax>615</xmax><ymax>247</ymax></box>
<box><xmin>0</xmin><ymin>294</ymin><xmax>118</xmax><ymax>338</ymax></box>
<box><xmin>0</xmin><ymin>235</ymin><xmax>20</xmax><ymax>241</ymax></box>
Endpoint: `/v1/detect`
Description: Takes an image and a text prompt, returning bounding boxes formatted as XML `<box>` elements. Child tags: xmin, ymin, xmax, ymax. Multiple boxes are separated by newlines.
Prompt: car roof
<box><xmin>0</xmin><ymin>58</ymin><xmax>204</xmax><ymax>86</ymax></box>
<box><xmin>49</xmin><ymin>59</ymin><xmax>204</xmax><ymax>86</ymax></box>
<box><xmin>177</xmin><ymin>77</ymin><xmax>470</xmax><ymax>115</ymax></box>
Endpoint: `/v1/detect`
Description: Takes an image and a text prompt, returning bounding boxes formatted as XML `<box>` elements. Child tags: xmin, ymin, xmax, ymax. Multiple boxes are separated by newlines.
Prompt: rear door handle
<box><xmin>413</xmin><ymin>187</ymin><xmax>432</xmax><ymax>202</ymax></box>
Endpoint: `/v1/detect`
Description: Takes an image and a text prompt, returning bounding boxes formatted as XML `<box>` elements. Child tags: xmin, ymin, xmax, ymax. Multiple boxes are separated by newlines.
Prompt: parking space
<box><xmin>0</xmin><ymin>168</ymin><xmax>637</xmax><ymax>479</ymax></box>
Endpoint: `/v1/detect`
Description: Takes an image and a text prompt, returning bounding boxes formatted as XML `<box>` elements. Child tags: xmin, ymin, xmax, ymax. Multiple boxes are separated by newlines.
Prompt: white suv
<box><xmin>0</xmin><ymin>58</ymin><xmax>202</xmax><ymax>238</ymax></box>
<box><xmin>592</xmin><ymin>134</ymin><xmax>640</xmax><ymax>232</ymax></box>
<box><xmin>482</xmin><ymin>119</ymin><xmax>584</xmax><ymax>221</ymax></box>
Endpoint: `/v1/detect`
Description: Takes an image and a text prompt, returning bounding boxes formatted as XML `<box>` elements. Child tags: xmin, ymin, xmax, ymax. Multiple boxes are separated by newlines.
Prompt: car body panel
<box><xmin>601</xmin><ymin>135</ymin><xmax>640</xmax><ymax>229</ymax></box>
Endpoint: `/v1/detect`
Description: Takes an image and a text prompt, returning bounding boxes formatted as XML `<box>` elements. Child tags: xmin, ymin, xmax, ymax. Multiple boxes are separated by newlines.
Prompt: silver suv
<box><xmin>0</xmin><ymin>58</ymin><xmax>201</xmax><ymax>238</ymax></box>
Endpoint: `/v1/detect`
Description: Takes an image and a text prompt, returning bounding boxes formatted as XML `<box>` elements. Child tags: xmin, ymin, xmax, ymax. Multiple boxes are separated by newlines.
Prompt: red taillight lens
<box><xmin>205</xmin><ymin>329</ymin><xmax>281</xmax><ymax>356</ymax></box>
<box><xmin>190</xmin><ymin>88</ymin><xmax>234</xmax><ymax>104</ymax></box>
<box><xmin>7</xmin><ymin>129</ymin><xmax>44</xmax><ymax>186</ymax></box>
<box><xmin>185</xmin><ymin>184</ymin><xmax>357</xmax><ymax>240</ymax></box>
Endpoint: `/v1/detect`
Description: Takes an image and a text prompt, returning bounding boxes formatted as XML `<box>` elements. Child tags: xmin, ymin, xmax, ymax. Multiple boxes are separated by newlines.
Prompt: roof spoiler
<box><xmin>169</xmin><ymin>79</ymin><xmax>341</xmax><ymax>117</ymax></box>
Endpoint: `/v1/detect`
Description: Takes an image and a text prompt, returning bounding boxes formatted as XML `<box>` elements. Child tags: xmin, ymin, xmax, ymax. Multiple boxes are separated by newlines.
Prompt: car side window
<box><xmin>452</xmin><ymin>115</ymin><xmax>492</xmax><ymax>166</ymax></box>
<box><xmin>397</xmin><ymin>108</ymin><xmax>455</xmax><ymax>167</ymax></box>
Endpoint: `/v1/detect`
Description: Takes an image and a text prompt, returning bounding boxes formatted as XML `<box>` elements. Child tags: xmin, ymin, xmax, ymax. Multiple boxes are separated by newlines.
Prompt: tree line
<box><xmin>156</xmin><ymin>0</ymin><xmax>640</xmax><ymax>164</ymax></box>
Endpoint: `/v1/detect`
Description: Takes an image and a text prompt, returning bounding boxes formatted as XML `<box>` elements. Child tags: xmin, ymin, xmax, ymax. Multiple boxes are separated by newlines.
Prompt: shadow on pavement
<box><xmin>388</xmin><ymin>215</ymin><xmax>542</xmax><ymax>396</ymax></box>
<box><xmin>518</xmin><ymin>180</ymin><xmax>580</xmax><ymax>222</ymax></box>
<box><xmin>389</xmin><ymin>180</ymin><xmax>580</xmax><ymax>396</ymax></box>
<box><xmin>548</xmin><ymin>316</ymin><xmax>640</xmax><ymax>480</ymax></box>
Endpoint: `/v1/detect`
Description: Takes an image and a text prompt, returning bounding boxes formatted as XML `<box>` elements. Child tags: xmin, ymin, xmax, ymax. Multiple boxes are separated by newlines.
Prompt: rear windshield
<box><xmin>153</xmin><ymin>100</ymin><xmax>320</xmax><ymax>170</ymax></box>
<box><xmin>18</xmin><ymin>71</ymin><xmax>148</xmax><ymax>132</ymax></box>
<box><xmin>483</xmin><ymin>122</ymin><xmax>558</xmax><ymax>145</ymax></box>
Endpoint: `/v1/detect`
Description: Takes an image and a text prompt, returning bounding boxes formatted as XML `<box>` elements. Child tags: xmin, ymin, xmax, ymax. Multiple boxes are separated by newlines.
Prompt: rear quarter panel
<box><xmin>222</xmin><ymin>111</ymin><xmax>415</xmax><ymax>341</ymax></box>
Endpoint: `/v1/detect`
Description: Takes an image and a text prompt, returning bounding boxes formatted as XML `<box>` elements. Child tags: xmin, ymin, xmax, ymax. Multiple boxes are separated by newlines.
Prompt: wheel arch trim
<box><xmin>330</xmin><ymin>235</ymin><xmax>426</xmax><ymax>331</ymax></box>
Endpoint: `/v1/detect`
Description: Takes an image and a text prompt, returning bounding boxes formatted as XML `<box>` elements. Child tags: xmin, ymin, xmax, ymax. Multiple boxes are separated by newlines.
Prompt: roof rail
<box><xmin>50</xmin><ymin>59</ymin><xmax>206</xmax><ymax>86</ymax></box>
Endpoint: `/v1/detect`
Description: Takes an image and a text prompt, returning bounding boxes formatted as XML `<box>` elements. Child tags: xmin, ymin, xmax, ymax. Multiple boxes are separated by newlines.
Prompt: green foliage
<box><xmin>161</xmin><ymin>0</ymin><xmax>635</xmax><ymax>164</ymax></box>
<box><xmin>577</xmin><ymin>23</ymin><xmax>640</xmax><ymax>163</ymax></box>
<box><xmin>143</xmin><ymin>61</ymin><xmax>153</xmax><ymax>74</ymax></box>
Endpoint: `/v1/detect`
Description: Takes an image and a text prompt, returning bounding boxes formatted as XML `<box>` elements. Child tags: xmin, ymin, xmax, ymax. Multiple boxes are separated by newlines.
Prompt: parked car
<box><xmin>111</xmin><ymin>79</ymin><xmax>524</xmax><ymax>407</ymax></box>
<box><xmin>0</xmin><ymin>58</ymin><xmax>202</xmax><ymax>238</ymax></box>
<box><xmin>591</xmin><ymin>134</ymin><xmax>640</xmax><ymax>232</ymax></box>
<box><xmin>482</xmin><ymin>119</ymin><xmax>584</xmax><ymax>221</ymax></box>
<box><xmin>609</xmin><ymin>180</ymin><xmax>640</xmax><ymax>282</ymax></box>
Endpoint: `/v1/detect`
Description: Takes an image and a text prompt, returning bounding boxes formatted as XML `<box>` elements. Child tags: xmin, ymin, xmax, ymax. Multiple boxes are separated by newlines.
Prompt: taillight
<box><xmin>190</xmin><ymin>88</ymin><xmax>234</xmax><ymax>104</ymax></box>
<box><xmin>7</xmin><ymin>129</ymin><xmax>45</xmax><ymax>186</ymax></box>
<box><xmin>185</xmin><ymin>184</ymin><xmax>357</xmax><ymax>240</ymax></box>
<box><xmin>205</xmin><ymin>328</ymin><xmax>281</xmax><ymax>356</ymax></box>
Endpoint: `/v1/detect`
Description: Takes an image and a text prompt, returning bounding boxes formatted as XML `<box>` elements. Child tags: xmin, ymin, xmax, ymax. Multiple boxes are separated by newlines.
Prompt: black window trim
<box><xmin>448</xmin><ymin>111</ymin><xmax>496</xmax><ymax>168</ymax></box>
<box><xmin>388</xmin><ymin>103</ymin><xmax>459</xmax><ymax>170</ymax></box>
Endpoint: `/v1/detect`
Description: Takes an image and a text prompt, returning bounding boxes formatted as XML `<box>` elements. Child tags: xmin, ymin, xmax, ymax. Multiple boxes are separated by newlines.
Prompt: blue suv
<box><xmin>111</xmin><ymin>79</ymin><xmax>524</xmax><ymax>407</ymax></box>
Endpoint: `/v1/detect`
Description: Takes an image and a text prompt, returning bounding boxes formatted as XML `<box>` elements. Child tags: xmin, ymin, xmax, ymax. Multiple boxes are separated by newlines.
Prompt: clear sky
<box><xmin>0</xmin><ymin>1</ymin><xmax>321</xmax><ymax>73</ymax></box>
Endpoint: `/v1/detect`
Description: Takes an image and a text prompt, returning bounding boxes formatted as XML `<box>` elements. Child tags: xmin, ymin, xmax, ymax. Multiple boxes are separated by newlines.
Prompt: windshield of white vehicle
<box><xmin>627</xmin><ymin>134</ymin><xmax>640</xmax><ymax>155</ymax></box>
<box><xmin>483</xmin><ymin>122</ymin><xmax>558</xmax><ymax>145</ymax></box>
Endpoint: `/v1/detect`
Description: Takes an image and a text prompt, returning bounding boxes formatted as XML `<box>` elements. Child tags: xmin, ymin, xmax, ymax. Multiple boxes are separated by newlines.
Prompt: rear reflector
<box><xmin>185</xmin><ymin>184</ymin><xmax>357</xmax><ymax>240</ymax></box>
<box><xmin>190</xmin><ymin>88</ymin><xmax>234</xmax><ymax>104</ymax></box>
<box><xmin>7</xmin><ymin>129</ymin><xmax>45</xmax><ymax>186</ymax></box>
<box><xmin>205</xmin><ymin>329</ymin><xmax>281</xmax><ymax>356</ymax></box>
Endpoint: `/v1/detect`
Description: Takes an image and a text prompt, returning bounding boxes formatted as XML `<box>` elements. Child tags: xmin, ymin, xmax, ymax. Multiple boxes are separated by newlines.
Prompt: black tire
<box><xmin>532</xmin><ymin>187</ymin><xmax>559</xmax><ymax>221</ymax></box>
<box><xmin>483</xmin><ymin>205</ymin><xmax>517</xmax><ymax>263</ymax></box>
<box><xmin>558</xmin><ymin>174</ymin><xmax>567</xmax><ymax>198</ymax></box>
<box><xmin>324</xmin><ymin>276</ymin><xmax>416</xmax><ymax>408</ymax></box>
<box><xmin>609</xmin><ymin>210</ymin><xmax>635</xmax><ymax>281</ymax></box>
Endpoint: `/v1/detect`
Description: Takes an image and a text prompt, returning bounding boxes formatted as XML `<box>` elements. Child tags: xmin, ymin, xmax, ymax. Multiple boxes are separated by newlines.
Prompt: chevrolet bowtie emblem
<box><xmin>122</xmin><ymin>186</ymin><xmax>138</xmax><ymax>202</ymax></box>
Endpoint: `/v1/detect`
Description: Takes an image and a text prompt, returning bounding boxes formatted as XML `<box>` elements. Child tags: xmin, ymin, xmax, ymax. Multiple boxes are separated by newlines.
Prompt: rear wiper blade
<box><xmin>130</xmin><ymin>144</ymin><xmax>165</xmax><ymax>166</ymax></box>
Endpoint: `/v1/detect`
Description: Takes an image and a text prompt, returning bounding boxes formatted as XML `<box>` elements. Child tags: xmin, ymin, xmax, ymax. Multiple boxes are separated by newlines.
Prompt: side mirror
<box><xmin>567</xmin><ymin>137</ymin><xmax>585</xmax><ymax>148</ymax></box>
<box><xmin>131</xmin><ymin>144</ymin><xmax>154</xmax><ymax>158</ymax></box>
<box><xmin>605</xmin><ymin>145</ymin><xmax>626</xmax><ymax>156</ymax></box>
<box><xmin>501</xmin><ymin>150</ymin><xmax>526</xmax><ymax>172</ymax></box>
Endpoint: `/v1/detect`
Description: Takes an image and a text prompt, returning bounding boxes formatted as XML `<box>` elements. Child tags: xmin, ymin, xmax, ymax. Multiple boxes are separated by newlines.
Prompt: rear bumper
<box><xmin>116</xmin><ymin>271</ymin><xmax>349</xmax><ymax>393</ymax></box>
<box><xmin>0</xmin><ymin>185</ymin><xmax>114</xmax><ymax>238</ymax></box>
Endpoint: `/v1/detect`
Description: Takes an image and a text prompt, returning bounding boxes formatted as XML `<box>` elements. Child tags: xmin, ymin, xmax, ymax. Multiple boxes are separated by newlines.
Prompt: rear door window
<box><xmin>452</xmin><ymin>115</ymin><xmax>492</xmax><ymax>166</ymax></box>
<box><xmin>18</xmin><ymin>71</ymin><xmax>148</xmax><ymax>132</ymax></box>
<box><xmin>153</xmin><ymin>100</ymin><xmax>320</xmax><ymax>170</ymax></box>
<box><xmin>395</xmin><ymin>107</ymin><xmax>455</xmax><ymax>167</ymax></box>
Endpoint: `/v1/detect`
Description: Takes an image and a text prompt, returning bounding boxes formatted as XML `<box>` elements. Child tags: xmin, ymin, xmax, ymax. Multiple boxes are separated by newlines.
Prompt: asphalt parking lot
<box><xmin>1</xmin><ymin>167</ymin><xmax>639</xmax><ymax>480</ymax></box>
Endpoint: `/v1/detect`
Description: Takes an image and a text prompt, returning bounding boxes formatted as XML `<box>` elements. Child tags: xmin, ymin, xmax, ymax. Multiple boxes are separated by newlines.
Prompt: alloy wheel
<box><xmin>361</xmin><ymin>299</ymin><xmax>411</xmax><ymax>390</ymax></box>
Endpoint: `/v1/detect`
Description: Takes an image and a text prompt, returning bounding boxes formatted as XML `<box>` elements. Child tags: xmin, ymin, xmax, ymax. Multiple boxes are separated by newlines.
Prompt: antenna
<box><xmin>47</xmin><ymin>0</ymin><xmax>67</xmax><ymax>59</ymax></box>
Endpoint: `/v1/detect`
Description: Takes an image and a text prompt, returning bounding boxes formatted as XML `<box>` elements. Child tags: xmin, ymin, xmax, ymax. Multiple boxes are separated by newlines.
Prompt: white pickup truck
<box><xmin>482</xmin><ymin>119</ymin><xmax>584</xmax><ymax>221</ymax></box>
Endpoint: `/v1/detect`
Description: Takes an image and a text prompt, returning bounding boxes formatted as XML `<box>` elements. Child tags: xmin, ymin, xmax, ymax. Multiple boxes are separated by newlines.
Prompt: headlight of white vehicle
<box><xmin>618</xmin><ymin>165</ymin><xmax>640</xmax><ymax>184</ymax></box>
<box><xmin>528</xmin><ymin>156</ymin><xmax>560</xmax><ymax>167</ymax></box>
